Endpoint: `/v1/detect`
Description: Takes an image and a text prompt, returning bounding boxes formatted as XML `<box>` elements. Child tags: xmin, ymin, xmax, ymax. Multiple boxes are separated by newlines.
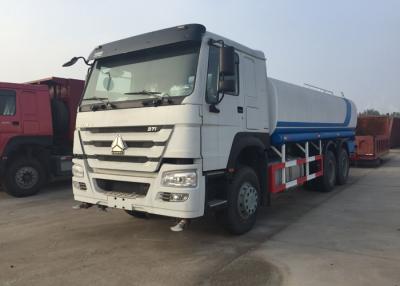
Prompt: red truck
<box><xmin>0</xmin><ymin>77</ymin><xmax>84</xmax><ymax>197</ymax></box>
<box><xmin>353</xmin><ymin>116</ymin><xmax>391</xmax><ymax>165</ymax></box>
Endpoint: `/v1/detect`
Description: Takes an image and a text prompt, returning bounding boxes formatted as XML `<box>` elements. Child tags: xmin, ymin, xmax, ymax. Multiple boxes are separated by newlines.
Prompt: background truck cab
<box><xmin>0</xmin><ymin>77</ymin><xmax>84</xmax><ymax>197</ymax></box>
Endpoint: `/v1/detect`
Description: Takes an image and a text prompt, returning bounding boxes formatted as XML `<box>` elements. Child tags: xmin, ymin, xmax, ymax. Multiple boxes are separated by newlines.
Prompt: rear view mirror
<box><xmin>103</xmin><ymin>77</ymin><xmax>114</xmax><ymax>91</ymax></box>
<box><xmin>219</xmin><ymin>46</ymin><xmax>235</xmax><ymax>76</ymax></box>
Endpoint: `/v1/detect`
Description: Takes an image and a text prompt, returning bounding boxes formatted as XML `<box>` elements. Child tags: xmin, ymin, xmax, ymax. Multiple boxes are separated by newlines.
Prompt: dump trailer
<box><xmin>0</xmin><ymin>77</ymin><xmax>84</xmax><ymax>197</ymax></box>
<box><xmin>68</xmin><ymin>24</ymin><xmax>357</xmax><ymax>234</ymax></box>
<box><xmin>354</xmin><ymin>116</ymin><xmax>390</xmax><ymax>164</ymax></box>
<box><xmin>389</xmin><ymin>117</ymin><xmax>400</xmax><ymax>148</ymax></box>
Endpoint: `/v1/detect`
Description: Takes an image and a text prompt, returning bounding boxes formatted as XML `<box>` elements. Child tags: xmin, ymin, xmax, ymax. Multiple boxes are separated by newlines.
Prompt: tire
<box><xmin>51</xmin><ymin>99</ymin><xmax>69</xmax><ymax>138</ymax></box>
<box><xmin>336</xmin><ymin>148</ymin><xmax>350</xmax><ymax>185</ymax></box>
<box><xmin>373</xmin><ymin>158</ymin><xmax>382</xmax><ymax>167</ymax></box>
<box><xmin>2</xmin><ymin>157</ymin><xmax>46</xmax><ymax>197</ymax></box>
<box><xmin>303</xmin><ymin>180</ymin><xmax>316</xmax><ymax>191</ymax></box>
<box><xmin>314</xmin><ymin>150</ymin><xmax>336</xmax><ymax>192</ymax></box>
<box><xmin>221</xmin><ymin>166</ymin><xmax>260</xmax><ymax>235</ymax></box>
<box><xmin>125</xmin><ymin>210</ymin><xmax>148</xmax><ymax>219</ymax></box>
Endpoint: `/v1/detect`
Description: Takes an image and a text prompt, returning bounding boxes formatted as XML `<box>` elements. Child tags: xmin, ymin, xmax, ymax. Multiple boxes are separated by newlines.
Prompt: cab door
<box><xmin>0</xmin><ymin>88</ymin><xmax>21</xmax><ymax>155</ymax></box>
<box><xmin>201</xmin><ymin>43</ymin><xmax>242</xmax><ymax>171</ymax></box>
<box><xmin>242</xmin><ymin>56</ymin><xmax>261</xmax><ymax>130</ymax></box>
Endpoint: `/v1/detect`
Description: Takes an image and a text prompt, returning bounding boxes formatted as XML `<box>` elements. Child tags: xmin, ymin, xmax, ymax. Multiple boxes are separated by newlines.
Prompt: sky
<box><xmin>0</xmin><ymin>0</ymin><xmax>399</xmax><ymax>113</ymax></box>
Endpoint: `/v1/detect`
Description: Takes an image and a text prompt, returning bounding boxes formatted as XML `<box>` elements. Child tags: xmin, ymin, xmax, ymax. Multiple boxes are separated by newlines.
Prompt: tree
<box><xmin>359</xmin><ymin>109</ymin><xmax>381</xmax><ymax>116</ymax></box>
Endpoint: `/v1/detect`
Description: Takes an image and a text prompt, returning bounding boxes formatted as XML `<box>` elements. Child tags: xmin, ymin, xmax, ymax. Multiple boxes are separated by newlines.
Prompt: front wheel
<box><xmin>220</xmin><ymin>166</ymin><xmax>260</xmax><ymax>235</ymax></box>
<box><xmin>3</xmin><ymin>157</ymin><xmax>46</xmax><ymax>197</ymax></box>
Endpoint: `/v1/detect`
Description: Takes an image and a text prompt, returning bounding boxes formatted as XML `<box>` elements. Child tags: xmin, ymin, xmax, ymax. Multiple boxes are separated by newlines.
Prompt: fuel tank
<box><xmin>267</xmin><ymin>78</ymin><xmax>357</xmax><ymax>145</ymax></box>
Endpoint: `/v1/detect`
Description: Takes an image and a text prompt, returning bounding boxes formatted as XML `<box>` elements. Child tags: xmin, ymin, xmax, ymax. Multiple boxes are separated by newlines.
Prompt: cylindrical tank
<box><xmin>267</xmin><ymin>78</ymin><xmax>357</xmax><ymax>145</ymax></box>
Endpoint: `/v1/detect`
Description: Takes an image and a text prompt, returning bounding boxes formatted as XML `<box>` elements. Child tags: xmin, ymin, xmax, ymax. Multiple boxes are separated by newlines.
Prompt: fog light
<box><xmin>73</xmin><ymin>181</ymin><xmax>87</xmax><ymax>191</ymax></box>
<box><xmin>170</xmin><ymin>193</ymin><xmax>189</xmax><ymax>202</ymax></box>
<box><xmin>157</xmin><ymin>192</ymin><xmax>189</xmax><ymax>202</ymax></box>
<box><xmin>72</xmin><ymin>164</ymin><xmax>84</xmax><ymax>177</ymax></box>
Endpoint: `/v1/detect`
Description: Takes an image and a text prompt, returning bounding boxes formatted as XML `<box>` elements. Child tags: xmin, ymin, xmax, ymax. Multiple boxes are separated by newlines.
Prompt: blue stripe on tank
<box><xmin>271</xmin><ymin>98</ymin><xmax>354</xmax><ymax>146</ymax></box>
<box><xmin>271</xmin><ymin>130</ymin><xmax>355</xmax><ymax>146</ymax></box>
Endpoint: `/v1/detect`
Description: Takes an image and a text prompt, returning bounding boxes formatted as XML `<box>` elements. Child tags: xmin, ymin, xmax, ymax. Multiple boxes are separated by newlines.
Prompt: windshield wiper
<box><xmin>124</xmin><ymin>90</ymin><xmax>173</xmax><ymax>106</ymax></box>
<box><xmin>142</xmin><ymin>93</ymin><xmax>174</xmax><ymax>107</ymax></box>
<box><xmin>124</xmin><ymin>90</ymin><xmax>162</xmax><ymax>95</ymax></box>
<box><xmin>82</xmin><ymin>96</ymin><xmax>115</xmax><ymax>111</ymax></box>
<box><xmin>82</xmin><ymin>96</ymin><xmax>110</xmax><ymax>102</ymax></box>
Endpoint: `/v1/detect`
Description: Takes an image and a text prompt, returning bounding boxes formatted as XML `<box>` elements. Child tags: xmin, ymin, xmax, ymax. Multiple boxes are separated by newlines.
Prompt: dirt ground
<box><xmin>1</xmin><ymin>151</ymin><xmax>399</xmax><ymax>286</ymax></box>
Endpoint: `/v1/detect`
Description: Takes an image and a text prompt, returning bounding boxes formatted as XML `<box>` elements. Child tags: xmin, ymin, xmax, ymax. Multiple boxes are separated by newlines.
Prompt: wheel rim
<box><xmin>15</xmin><ymin>166</ymin><xmax>39</xmax><ymax>189</ymax></box>
<box><xmin>237</xmin><ymin>182</ymin><xmax>258</xmax><ymax>219</ymax></box>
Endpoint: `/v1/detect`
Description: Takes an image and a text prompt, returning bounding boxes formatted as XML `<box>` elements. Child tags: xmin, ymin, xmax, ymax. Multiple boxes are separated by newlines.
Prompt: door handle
<box><xmin>12</xmin><ymin>121</ymin><xmax>19</xmax><ymax>126</ymax></box>
<box><xmin>237</xmin><ymin>106</ymin><xmax>243</xmax><ymax>113</ymax></box>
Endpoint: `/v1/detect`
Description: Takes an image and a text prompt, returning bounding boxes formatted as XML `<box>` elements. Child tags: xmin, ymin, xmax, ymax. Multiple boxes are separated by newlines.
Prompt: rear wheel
<box><xmin>314</xmin><ymin>150</ymin><xmax>336</xmax><ymax>192</ymax></box>
<box><xmin>373</xmin><ymin>158</ymin><xmax>382</xmax><ymax>167</ymax></box>
<box><xmin>3</xmin><ymin>157</ymin><xmax>46</xmax><ymax>197</ymax></box>
<box><xmin>336</xmin><ymin>148</ymin><xmax>350</xmax><ymax>185</ymax></box>
<box><xmin>220</xmin><ymin>166</ymin><xmax>260</xmax><ymax>235</ymax></box>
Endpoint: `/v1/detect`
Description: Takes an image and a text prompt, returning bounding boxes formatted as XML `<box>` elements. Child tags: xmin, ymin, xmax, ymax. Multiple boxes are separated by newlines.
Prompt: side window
<box><xmin>206</xmin><ymin>45</ymin><xmax>239</xmax><ymax>103</ymax></box>
<box><xmin>205</xmin><ymin>46</ymin><xmax>220</xmax><ymax>103</ymax></box>
<box><xmin>224</xmin><ymin>53</ymin><xmax>240</xmax><ymax>96</ymax></box>
<box><xmin>0</xmin><ymin>89</ymin><xmax>16</xmax><ymax>116</ymax></box>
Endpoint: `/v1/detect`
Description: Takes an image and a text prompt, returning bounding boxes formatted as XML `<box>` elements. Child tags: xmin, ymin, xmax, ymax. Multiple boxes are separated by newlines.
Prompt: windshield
<box><xmin>82</xmin><ymin>44</ymin><xmax>200</xmax><ymax>105</ymax></box>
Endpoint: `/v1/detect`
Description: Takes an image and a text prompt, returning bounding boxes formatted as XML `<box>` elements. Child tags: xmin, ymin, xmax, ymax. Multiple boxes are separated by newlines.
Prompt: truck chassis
<box><xmin>269</xmin><ymin>141</ymin><xmax>323</xmax><ymax>193</ymax></box>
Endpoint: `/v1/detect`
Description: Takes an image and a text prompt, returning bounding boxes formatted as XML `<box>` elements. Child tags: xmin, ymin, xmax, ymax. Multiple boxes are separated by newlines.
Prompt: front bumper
<box><xmin>72</xmin><ymin>158</ymin><xmax>205</xmax><ymax>218</ymax></box>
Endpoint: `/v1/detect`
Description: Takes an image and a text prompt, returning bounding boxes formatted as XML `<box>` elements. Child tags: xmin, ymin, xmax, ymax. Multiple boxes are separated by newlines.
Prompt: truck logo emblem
<box><xmin>147</xmin><ymin>126</ymin><xmax>158</xmax><ymax>132</ymax></box>
<box><xmin>111</xmin><ymin>135</ymin><xmax>127</xmax><ymax>155</ymax></box>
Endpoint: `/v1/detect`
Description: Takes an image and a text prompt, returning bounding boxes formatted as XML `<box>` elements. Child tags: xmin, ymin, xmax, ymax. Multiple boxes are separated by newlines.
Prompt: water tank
<box><xmin>267</xmin><ymin>78</ymin><xmax>357</xmax><ymax>145</ymax></box>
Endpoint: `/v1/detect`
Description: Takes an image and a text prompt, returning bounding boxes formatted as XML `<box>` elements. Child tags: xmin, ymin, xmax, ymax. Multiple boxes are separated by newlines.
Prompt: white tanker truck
<box><xmin>65</xmin><ymin>24</ymin><xmax>357</xmax><ymax>234</ymax></box>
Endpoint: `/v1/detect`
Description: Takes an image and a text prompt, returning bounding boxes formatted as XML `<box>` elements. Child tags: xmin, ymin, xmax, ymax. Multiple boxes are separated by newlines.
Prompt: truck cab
<box><xmin>72</xmin><ymin>25</ymin><xmax>268</xmax><ymax>227</ymax></box>
<box><xmin>0</xmin><ymin>83</ymin><xmax>52</xmax><ymax>152</ymax></box>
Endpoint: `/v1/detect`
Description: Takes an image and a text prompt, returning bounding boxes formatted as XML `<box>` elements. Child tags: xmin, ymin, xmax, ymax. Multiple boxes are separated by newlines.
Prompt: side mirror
<box><xmin>62</xmin><ymin>56</ymin><xmax>92</xmax><ymax>67</ymax></box>
<box><xmin>219</xmin><ymin>46</ymin><xmax>235</xmax><ymax>76</ymax></box>
<box><xmin>218</xmin><ymin>79</ymin><xmax>235</xmax><ymax>93</ymax></box>
<box><xmin>62</xmin><ymin>57</ymin><xmax>79</xmax><ymax>67</ymax></box>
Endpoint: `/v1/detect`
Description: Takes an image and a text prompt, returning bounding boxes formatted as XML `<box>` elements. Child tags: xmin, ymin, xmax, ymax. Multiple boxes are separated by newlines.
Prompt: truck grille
<box><xmin>96</xmin><ymin>179</ymin><xmax>150</xmax><ymax>198</ymax></box>
<box><xmin>80</xmin><ymin>125</ymin><xmax>173</xmax><ymax>172</ymax></box>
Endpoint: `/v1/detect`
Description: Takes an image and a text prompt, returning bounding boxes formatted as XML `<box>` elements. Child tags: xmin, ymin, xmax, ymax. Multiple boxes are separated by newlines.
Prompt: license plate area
<box><xmin>108</xmin><ymin>196</ymin><xmax>132</xmax><ymax>210</ymax></box>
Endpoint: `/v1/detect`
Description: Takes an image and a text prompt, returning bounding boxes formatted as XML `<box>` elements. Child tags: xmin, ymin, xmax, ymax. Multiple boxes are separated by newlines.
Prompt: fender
<box><xmin>323</xmin><ymin>139</ymin><xmax>337</xmax><ymax>155</ymax></box>
<box><xmin>226</xmin><ymin>132</ymin><xmax>269</xmax><ymax>169</ymax></box>
<box><xmin>1</xmin><ymin>136</ymin><xmax>53</xmax><ymax>158</ymax></box>
<box><xmin>335</xmin><ymin>138</ymin><xmax>354</xmax><ymax>155</ymax></box>
<box><xmin>324</xmin><ymin>138</ymin><xmax>352</xmax><ymax>157</ymax></box>
<box><xmin>226</xmin><ymin>132</ymin><xmax>270</xmax><ymax>205</ymax></box>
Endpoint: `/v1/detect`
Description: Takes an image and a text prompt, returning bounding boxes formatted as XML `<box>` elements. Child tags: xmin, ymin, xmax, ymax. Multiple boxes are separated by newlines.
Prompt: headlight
<box><xmin>161</xmin><ymin>170</ymin><xmax>197</xmax><ymax>188</ymax></box>
<box><xmin>72</xmin><ymin>164</ymin><xmax>84</xmax><ymax>178</ymax></box>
